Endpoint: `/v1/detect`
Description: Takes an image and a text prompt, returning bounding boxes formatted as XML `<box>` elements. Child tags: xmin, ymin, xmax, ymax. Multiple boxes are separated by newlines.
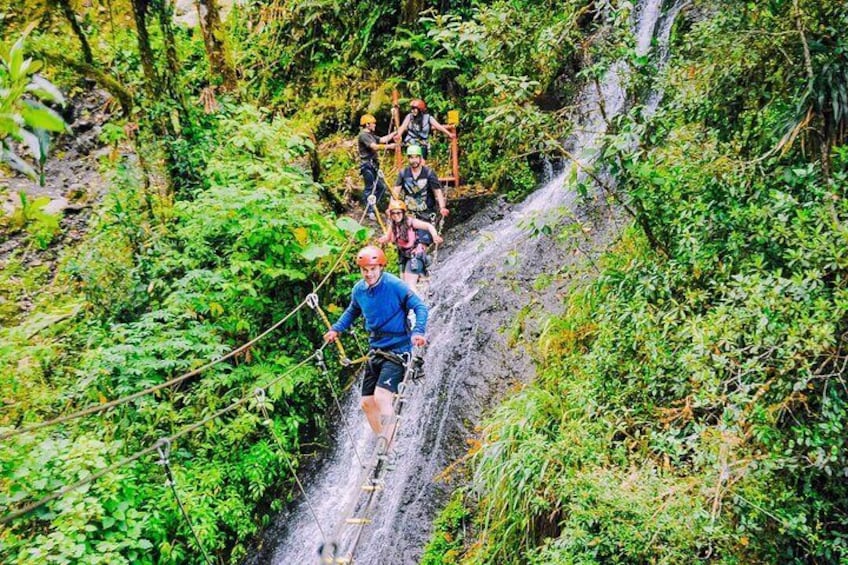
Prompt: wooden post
<box><xmin>392</xmin><ymin>90</ymin><xmax>402</xmax><ymax>172</ymax></box>
<box><xmin>450</xmin><ymin>124</ymin><xmax>459</xmax><ymax>187</ymax></box>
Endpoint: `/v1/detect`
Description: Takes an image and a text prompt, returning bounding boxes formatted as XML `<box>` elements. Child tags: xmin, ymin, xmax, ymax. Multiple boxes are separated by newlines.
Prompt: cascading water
<box><xmin>248</xmin><ymin>2</ymin><xmax>684</xmax><ymax>563</ymax></box>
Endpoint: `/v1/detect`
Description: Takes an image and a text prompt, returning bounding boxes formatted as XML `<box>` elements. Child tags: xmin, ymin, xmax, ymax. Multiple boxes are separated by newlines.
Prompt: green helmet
<box><xmin>406</xmin><ymin>144</ymin><xmax>423</xmax><ymax>157</ymax></box>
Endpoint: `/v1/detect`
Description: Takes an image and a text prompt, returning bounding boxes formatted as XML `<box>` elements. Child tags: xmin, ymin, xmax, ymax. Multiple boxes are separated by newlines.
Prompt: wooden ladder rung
<box><xmin>346</xmin><ymin>517</ymin><xmax>372</xmax><ymax>525</ymax></box>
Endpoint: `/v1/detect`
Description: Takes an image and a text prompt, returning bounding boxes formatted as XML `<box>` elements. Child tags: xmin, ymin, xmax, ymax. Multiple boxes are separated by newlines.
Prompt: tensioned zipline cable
<box><xmin>255</xmin><ymin>389</ymin><xmax>328</xmax><ymax>545</ymax></box>
<box><xmin>0</xmin><ymin>347</ymin><xmax>326</xmax><ymax>525</ymax></box>
<box><xmin>0</xmin><ymin>209</ymin><xmax>369</xmax><ymax>443</ymax></box>
<box><xmin>157</xmin><ymin>439</ymin><xmax>215</xmax><ymax>565</ymax></box>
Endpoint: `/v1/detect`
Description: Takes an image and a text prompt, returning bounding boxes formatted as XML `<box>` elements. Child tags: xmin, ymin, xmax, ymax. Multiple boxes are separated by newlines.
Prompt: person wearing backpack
<box><xmin>394</xmin><ymin>99</ymin><xmax>455</xmax><ymax>160</ymax></box>
<box><xmin>378</xmin><ymin>199</ymin><xmax>443</xmax><ymax>295</ymax></box>
<box><xmin>391</xmin><ymin>144</ymin><xmax>449</xmax><ymax>225</ymax></box>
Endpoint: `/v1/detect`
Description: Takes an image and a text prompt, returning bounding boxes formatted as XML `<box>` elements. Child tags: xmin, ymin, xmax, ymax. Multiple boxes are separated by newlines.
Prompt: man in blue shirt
<box><xmin>324</xmin><ymin>246</ymin><xmax>429</xmax><ymax>443</ymax></box>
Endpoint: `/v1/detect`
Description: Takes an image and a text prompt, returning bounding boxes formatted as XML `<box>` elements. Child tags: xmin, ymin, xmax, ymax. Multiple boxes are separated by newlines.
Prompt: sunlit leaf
<box><xmin>26</xmin><ymin>76</ymin><xmax>65</xmax><ymax>105</ymax></box>
<box><xmin>335</xmin><ymin>216</ymin><xmax>362</xmax><ymax>234</ymax></box>
<box><xmin>300</xmin><ymin>243</ymin><xmax>332</xmax><ymax>261</ymax></box>
<box><xmin>21</xmin><ymin>101</ymin><xmax>67</xmax><ymax>132</ymax></box>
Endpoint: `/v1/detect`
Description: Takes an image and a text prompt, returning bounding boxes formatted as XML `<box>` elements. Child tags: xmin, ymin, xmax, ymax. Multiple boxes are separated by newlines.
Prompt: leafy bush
<box><xmin>1</xmin><ymin>104</ymin><xmax>364</xmax><ymax>564</ymax></box>
<box><xmin>429</xmin><ymin>1</ymin><xmax>848</xmax><ymax>563</ymax></box>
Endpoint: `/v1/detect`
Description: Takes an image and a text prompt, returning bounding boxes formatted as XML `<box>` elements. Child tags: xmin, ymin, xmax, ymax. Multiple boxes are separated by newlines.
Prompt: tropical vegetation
<box><xmin>1</xmin><ymin>0</ymin><xmax>847</xmax><ymax>563</ymax></box>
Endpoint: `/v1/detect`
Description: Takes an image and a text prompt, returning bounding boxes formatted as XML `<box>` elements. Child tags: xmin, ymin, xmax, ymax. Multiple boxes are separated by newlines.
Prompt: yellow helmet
<box><xmin>387</xmin><ymin>199</ymin><xmax>407</xmax><ymax>212</ymax></box>
<box><xmin>360</xmin><ymin>114</ymin><xmax>376</xmax><ymax>126</ymax></box>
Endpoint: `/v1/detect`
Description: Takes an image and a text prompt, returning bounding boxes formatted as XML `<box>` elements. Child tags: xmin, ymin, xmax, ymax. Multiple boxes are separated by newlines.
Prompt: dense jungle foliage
<box><xmin>1</xmin><ymin>0</ymin><xmax>847</xmax><ymax>563</ymax></box>
<box><xmin>0</xmin><ymin>0</ymin><xmax>600</xmax><ymax>562</ymax></box>
<box><xmin>423</xmin><ymin>1</ymin><xmax>848</xmax><ymax>563</ymax></box>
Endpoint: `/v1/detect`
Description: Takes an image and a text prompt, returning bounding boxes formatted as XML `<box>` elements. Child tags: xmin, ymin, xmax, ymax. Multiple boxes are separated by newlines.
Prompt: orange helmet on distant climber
<box><xmin>360</xmin><ymin>114</ymin><xmax>377</xmax><ymax>126</ymax></box>
<box><xmin>387</xmin><ymin>199</ymin><xmax>407</xmax><ymax>212</ymax></box>
<box><xmin>410</xmin><ymin>99</ymin><xmax>426</xmax><ymax>112</ymax></box>
<box><xmin>356</xmin><ymin>245</ymin><xmax>387</xmax><ymax>267</ymax></box>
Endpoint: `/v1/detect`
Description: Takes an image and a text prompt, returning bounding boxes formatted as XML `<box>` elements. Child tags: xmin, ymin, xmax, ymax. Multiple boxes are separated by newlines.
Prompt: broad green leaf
<box><xmin>26</xmin><ymin>76</ymin><xmax>65</xmax><ymax>105</ymax></box>
<box><xmin>0</xmin><ymin>113</ymin><xmax>21</xmax><ymax>137</ymax></box>
<box><xmin>20</xmin><ymin>129</ymin><xmax>41</xmax><ymax>160</ymax></box>
<box><xmin>21</xmin><ymin>101</ymin><xmax>67</xmax><ymax>132</ymax></box>
<box><xmin>0</xmin><ymin>144</ymin><xmax>37</xmax><ymax>180</ymax></box>
<box><xmin>300</xmin><ymin>243</ymin><xmax>332</xmax><ymax>261</ymax></box>
<box><xmin>336</xmin><ymin>216</ymin><xmax>362</xmax><ymax>234</ymax></box>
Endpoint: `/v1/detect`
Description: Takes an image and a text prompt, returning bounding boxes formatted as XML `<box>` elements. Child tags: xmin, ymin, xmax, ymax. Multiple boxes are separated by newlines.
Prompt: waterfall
<box><xmin>249</xmin><ymin>2</ymin><xmax>684</xmax><ymax>563</ymax></box>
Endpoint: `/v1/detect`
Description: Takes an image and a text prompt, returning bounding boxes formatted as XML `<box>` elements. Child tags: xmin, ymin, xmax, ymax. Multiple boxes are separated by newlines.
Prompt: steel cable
<box><xmin>254</xmin><ymin>387</ymin><xmax>328</xmax><ymax>545</ymax></box>
<box><xmin>0</xmin><ymin>209</ymin><xmax>368</xmax><ymax>442</ymax></box>
<box><xmin>157</xmin><ymin>439</ymin><xmax>215</xmax><ymax>565</ymax></box>
<box><xmin>0</xmin><ymin>349</ymin><xmax>325</xmax><ymax>525</ymax></box>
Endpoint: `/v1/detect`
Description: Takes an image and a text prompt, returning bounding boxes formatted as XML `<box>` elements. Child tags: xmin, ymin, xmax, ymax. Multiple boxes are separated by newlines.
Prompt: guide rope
<box><xmin>315</xmin><ymin>349</ymin><xmax>364</xmax><ymax>469</ymax></box>
<box><xmin>0</xmin><ymin>348</ymin><xmax>326</xmax><ymax>525</ymax></box>
<box><xmin>0</xmin><ymin>208</ymin><xmax>369</xmax><ymax>443</ymax></box>
<box><xmin>254</xmin><ymin>386</ymin><xmax>328</xmax><ymax>545</ymax></box>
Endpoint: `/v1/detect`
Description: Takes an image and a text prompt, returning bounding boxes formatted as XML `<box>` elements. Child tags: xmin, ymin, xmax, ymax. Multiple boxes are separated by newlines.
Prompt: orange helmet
<box><xmin>360</xmin><ymin>114</ymin><xmax>376</xmax><ymax>126</ymax></box>
<box><xmin>410</xmin><ymin>99</ymin><xmax>426</xmax><ymax>112</ymax></box>
<box><xmin>356</xmin><ymin>245</ymin><xmax>387</xmax><ymax>267</ymax></box>
<box><xmin>387</xmin><ymin>199</ymin><xmax>407</xmax><ymax>212</ymax></box>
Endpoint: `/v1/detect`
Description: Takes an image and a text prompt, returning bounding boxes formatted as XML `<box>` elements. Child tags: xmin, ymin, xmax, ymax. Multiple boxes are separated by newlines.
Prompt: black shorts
<box><xmin>399</xmin><ymin>253</ymin><xmax>430</xmax><ymax>275</ymax></box>
<box><xmin>362</xmin><ymin>356</ymin><xmax>405</xmax><ymax>395</ymax></box>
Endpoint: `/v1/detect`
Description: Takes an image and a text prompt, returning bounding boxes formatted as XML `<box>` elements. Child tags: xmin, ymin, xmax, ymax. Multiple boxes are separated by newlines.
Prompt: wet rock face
<box><xmin>349</xmin><ymin>186</ymin><xmax>622</xmax><ymax>565</ymax></box>
<box><xmin>250</xmin><ymin>171</ymin><xmax>624</xmax><ymax>565</ymax></box>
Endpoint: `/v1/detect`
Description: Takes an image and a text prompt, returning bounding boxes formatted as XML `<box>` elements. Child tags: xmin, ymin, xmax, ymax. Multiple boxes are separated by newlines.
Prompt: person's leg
<box><xmin>374</xmin><ymin>358</ymin><xmax>405</xmax><ymax>450</ymax></box>
<box><xmin>404</xmin><ymin>255</ymin><xmax>425</xmax><ymax>294</ymax></box>
<box><xmin>360</xmin><ymin>165</ymin><xmax>378</xmax><ymax>215</ymax></box>
<box><xmin>360</xmin><ymin>396</ymin><xmax>381</xmax><ymax>434</ymax></box>
<box><xmin>374</xmin><ymin>172</ymin><xmax>388</xmax><ymax>206</ymax></box>
<box><xmin>374</xmin><ymin>387</ymin><xmax>395</xmax><ymax>447</ymax></box>
<box><xmin>360</xmin><ymin>361</ymin><xmax>381</xmax><ymax>434</ymax></box>
<box><xmin>402</xmin><ymin>271</ymin><xmax>418</xmax><ymax>293</ymax></box>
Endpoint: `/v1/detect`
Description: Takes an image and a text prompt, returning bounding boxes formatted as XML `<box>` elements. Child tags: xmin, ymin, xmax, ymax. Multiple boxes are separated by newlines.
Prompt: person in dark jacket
<box><xmin>324</xmin><ymin>246</ymin><xmax>428</xmax><ymax>444</ymax></box>
<box><xmin>392</xmin><ymin>144</ymin><xmax>449</xmax><ymax>224</ymax></box>
<box><xmin>358</xmin><ymin>114</ymin><xmax>397</xmax><ymax>220</ymax></box>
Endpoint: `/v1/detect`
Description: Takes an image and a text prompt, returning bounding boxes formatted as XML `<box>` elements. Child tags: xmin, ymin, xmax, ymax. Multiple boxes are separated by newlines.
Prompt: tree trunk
<box><xmin>151</xmin><ymin>0</ymin><xmax>183</xmax><ymax>103</ymax></box>
<box><xmin>401</xmin><ymin>0</ymin><xmax>426</xmax><ymax>25</ymax></box>
<box><xmin>130</xmin><ymin>0</ymin><xmax>158</xmax><ymax>95</ymax></box>
<box><xmin>196</xmin><ymin>0</ymin><xmax>237</xmax><ymax>91</ymax></box>
<box><xmin>52</xmin><ymin>0</ymin><xmax>94</xmax><ymax>65</ymax></box>
<box><xmin>34</xmin><ymin>50</ymin><xmax>134</xmax><ymax>117</ymax></box>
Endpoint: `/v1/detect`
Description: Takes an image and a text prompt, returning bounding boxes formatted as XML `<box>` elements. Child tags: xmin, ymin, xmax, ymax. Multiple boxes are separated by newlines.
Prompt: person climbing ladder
<box><xmin>323</xmin><ymin>246</ymin><xmax>429</xmax><ymax>448</ymax></box>
<box><xmin>378</xmin><ymin>199</ymin><xmax>442</xmax><ymax>296</ymax></box>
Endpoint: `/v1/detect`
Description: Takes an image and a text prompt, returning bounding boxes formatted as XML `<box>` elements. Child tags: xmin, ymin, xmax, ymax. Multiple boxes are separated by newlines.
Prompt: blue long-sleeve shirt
<box><xmin>331</xmin><ymin>272</ymin><xmax>428</xmax><ymax>352</ymax></box>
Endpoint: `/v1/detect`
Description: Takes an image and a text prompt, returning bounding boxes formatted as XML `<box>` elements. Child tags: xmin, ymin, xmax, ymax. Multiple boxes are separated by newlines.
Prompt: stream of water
<box><xmin>250</xmin><ymin>2</ymin><xmax>684</xmax><ymax>563</ymax></box>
